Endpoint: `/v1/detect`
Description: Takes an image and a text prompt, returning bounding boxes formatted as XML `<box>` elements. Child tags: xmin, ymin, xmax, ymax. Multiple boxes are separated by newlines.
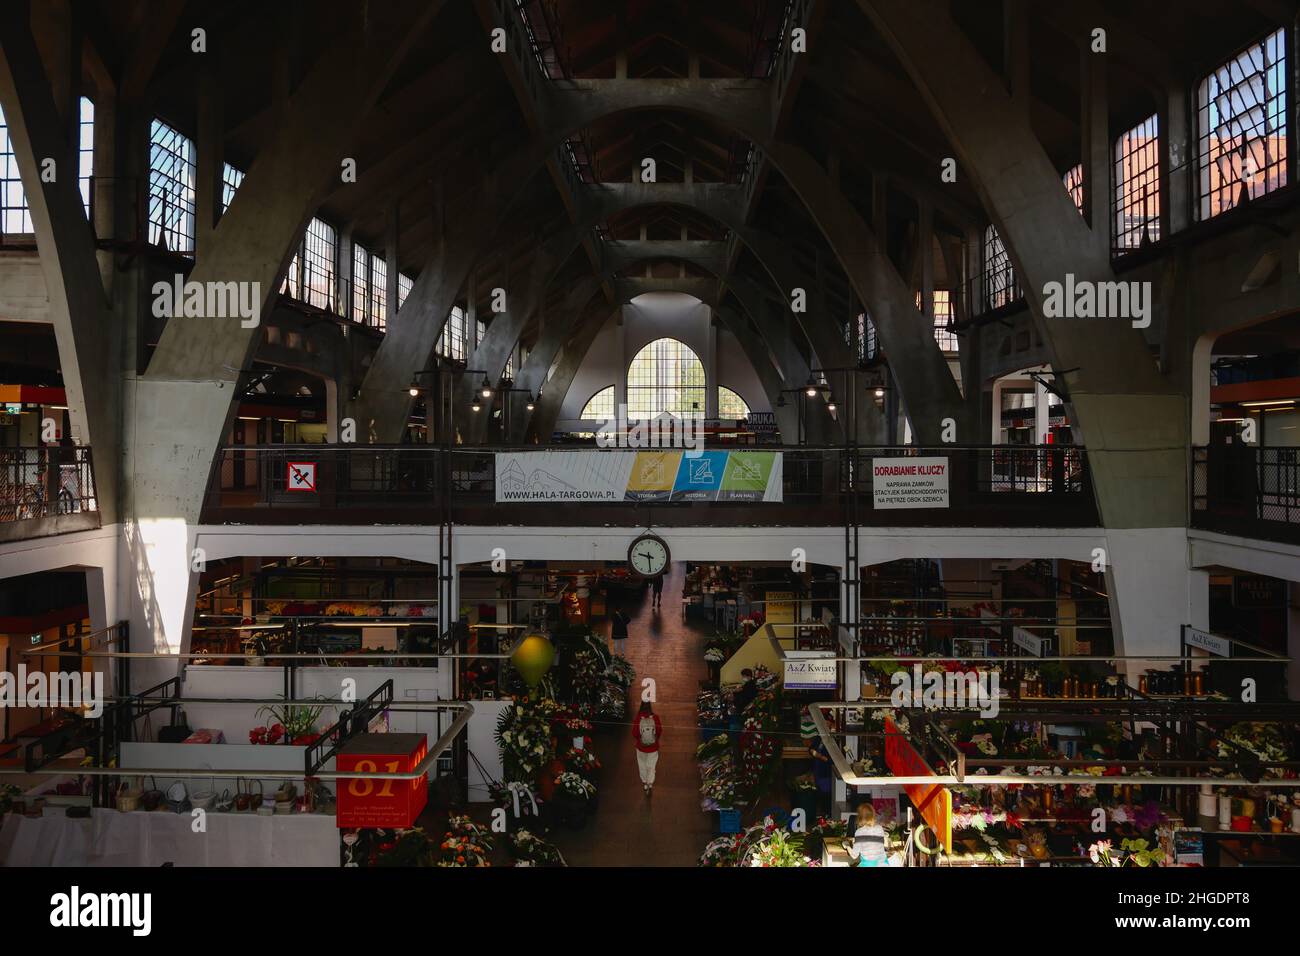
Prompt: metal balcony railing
<box><xmin>201</xmin><ymin>443</ymin><xmax>1097</xmax><ymax>528</ymax></box>
<box><xmin>0</xmin><ymin>445</ymin><xmax>98</xmax><ymax>524</ymax></box>
<box><xmin>1192</xmin><ymin>443</ymin><xmax>1300</xmax><ymax>544</ymax></box>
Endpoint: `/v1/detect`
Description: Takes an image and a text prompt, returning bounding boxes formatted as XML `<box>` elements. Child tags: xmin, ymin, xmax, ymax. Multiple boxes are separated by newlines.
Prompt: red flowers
<box><xmin>249</xmin><ymin>723</ymin><xmax>286</xmax><ymax>745</ymax></box>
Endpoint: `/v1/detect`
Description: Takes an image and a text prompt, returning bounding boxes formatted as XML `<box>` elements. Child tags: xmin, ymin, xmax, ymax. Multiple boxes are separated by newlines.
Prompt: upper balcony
<box><xmin>200</xmin><ymin>444</ymin><xmax>1099</xmax><ymax>528</ymax></box>
<box><xmin>0</xmin><ymin>446</ymin><xmax>100</xmax><ymax>543</ymax></box>
<box><xmin>1192</xmin><ymin>444</ymin><xmax>1300</xmax><ymax>546</ymax></box>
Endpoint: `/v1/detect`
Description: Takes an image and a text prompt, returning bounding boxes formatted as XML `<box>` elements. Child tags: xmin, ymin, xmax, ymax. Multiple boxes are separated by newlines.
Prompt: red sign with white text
<box><xmin>336</xmin><ymin>733</ymin><xmax>428</xmax><ymax>829</ymax></box>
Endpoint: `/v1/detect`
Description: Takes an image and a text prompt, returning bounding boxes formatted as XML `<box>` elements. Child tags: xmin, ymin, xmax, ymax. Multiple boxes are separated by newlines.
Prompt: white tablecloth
<box><xmin>0</xmin><ymin>808</ymin><xmax>339</xmax><ymax>867</ymax></box>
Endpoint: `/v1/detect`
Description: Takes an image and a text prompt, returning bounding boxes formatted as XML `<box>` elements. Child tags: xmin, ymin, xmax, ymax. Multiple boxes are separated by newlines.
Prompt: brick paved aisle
<box><xmin>553</xmin><ymin>563</ymin><xmax>716</xmax><ymax>866</ymax></box>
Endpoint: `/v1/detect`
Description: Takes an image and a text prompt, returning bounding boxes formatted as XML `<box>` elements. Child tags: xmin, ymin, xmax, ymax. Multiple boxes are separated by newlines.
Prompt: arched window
<box><xmin>580</xmin><ymin>385</ymin><xmax>615</xmax><ymax>421</ymax></box>
<box><xmin>717</xmin><ymin>387</ymin><xmax>750</xmax><ymax>419</ymax></box>
<box><xmin>627</xmin><ymin>337</ymin><xmax>706</xmax><ymax>420</ymax></box>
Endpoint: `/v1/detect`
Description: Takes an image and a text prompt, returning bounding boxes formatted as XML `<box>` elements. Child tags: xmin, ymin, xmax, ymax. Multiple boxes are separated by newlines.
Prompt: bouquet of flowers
<box><xmin>436</xmin><ymin>825</ymin><xmax>493</xmax><ymax>867</ymax></box>
<box><xmin>564</xmin><ymin>746</ymin><xmax>601</xmax><ymax>775</ymax></box>
<box><xmin>570</xmin><ymin>650</ymin><xmax>605</xmax><ymax>703</ymax></box>
<box><xmin>605</xmin><ymin>655</ymin><xmax>635</xmax><ymax>689</ymax></box>
<box><xmin>696</xmin><ymin>733</ymin><xmax>731</xmax><ymax>761</ymax></box>
<box><xmin>554</xmin><ymin>771</ymin><xmax>596</xmax><ymax>800</ymax></box>
<box><xmin>598</xmin><ymin>682</ymin><xmax>627</xmax><ymax>720</ymax></box>
<box><xmin>495</xmin><ymin>694</ymin><xmax>559</xmax><ymax>783</ymax></box>
<box><xmin>699</xmin><ymin>753</ymin><xmax>740</xmax><ymax>810</ymax></box>
<box><xmin>1216</xmin><ymin>722</ymin><xmax>1290</xmax><ymax>766</ymax></box>
<box><xmin>704</xmin><ymin>647</ymin><xmax>725</xmax><ymax>663</ymax></box>
<box><xmin>747</xmin><ymin>829</ymin><xmax>815</xmax><ymax>867</ymax></box>
<box><xmin>697</xmin><ymin>688</ymin><xmax>727</xmax><ymax>724</ymax></box>
<box><xmin>699</xmin><ymin>834</ymin><xmax>745</xmax><ymax>867</ymax></box>
<box><xmin>1087</xmin><ymin>837</ymin><xmax>1163</xmax><ymax>867</ymax></box>
<box><xmin>509</xmin><ymin>829</ymin><xmax>566</xmax><ymax>866</ymax></box>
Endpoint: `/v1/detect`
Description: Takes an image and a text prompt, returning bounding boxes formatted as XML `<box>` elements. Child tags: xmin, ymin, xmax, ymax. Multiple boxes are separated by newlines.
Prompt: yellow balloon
<box><xmin>511</xmin><ymin>634</ymin><xmax>555</xmax><ymax>687</ymax></box>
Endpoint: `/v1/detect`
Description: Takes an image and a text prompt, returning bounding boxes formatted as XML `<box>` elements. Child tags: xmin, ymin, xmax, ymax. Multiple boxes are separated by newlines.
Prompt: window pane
<box><xmin>1063</xmin><ymin>163</ymin><xmax>1084</xmax><ymax>215</ymax></box>
<box><xmin>79</xmin><ymin>97</ymin><xmax>94</xmax><ymax>218</ymax></box>
<box><xmin>148</xmin><ymin>119</ymin><xmax>196</xmax><ymax>254</ymax></box>
<box><xmin>1113</xmin><ymin>114</ymin><xmax>1161</xmax><ymax>252</ymax></box>
<box><xmin>1197</xmin><ymin>28</ymin><xmax>1288</xmax><ymax>220</ymax></box>
<box><xmin>352</xmin><ymin>245</ymin><xmax>370</xmax><ymax>324</ymax></box>
<box><xmin>627</xmin><ymin>337</ymin><xmax>706</xmax><ymax>420</ymax></box>
<box><xmin>982</xmin><ymin>225</ymin><xmax>1020</xmax><ymax>310</ymax></box>
<box><xmin>581</xmin><ymin>385</ymin><xmax>616</xmax><ymax>420</ymax></box>
<box><xmin>303</xmin><ymin>217</ymin><xmax>337</xmax><ymax>312</ymax></box>
<box><xmin>929</xmin><ymin>290</ymin><xmax>959</xmax><ymax>352</ymax></box>
<box><xmin>0</xmin><ymin>103</ymin><xmax>33</xmax><ymax>234</ymax></box>
<box><xmin>718</xmin><ymin>387</ymin><xmax>750</xmax><ymax>419</ymax></box>
<box><xmin>397</xmin><ymin>273</ymin><xmax>413</xmax><ymax>309</ymax></box>
<box><xmin>221</xmin><ymin>162</ymin><xmax>244</xmax><ymax>214</ymax></box>
<box><xmin>370</xmin><ymin>255</ymin><xmax>387</xmax><ymax>331</ymax></box>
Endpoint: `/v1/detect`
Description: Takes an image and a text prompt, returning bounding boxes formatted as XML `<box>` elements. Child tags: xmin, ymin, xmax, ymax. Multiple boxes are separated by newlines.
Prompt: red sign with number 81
<box><xmin>335</xmin><ymin>733</ymin><xmax>428</xmax><ymax>829</ymax></box>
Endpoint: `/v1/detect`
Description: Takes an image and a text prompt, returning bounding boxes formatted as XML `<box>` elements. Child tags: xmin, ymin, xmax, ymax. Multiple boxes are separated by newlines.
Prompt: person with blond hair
<box><xmin>851</xmin><ymin>802</ymin><xmax>887</xmax><ymax>867</ymax></box>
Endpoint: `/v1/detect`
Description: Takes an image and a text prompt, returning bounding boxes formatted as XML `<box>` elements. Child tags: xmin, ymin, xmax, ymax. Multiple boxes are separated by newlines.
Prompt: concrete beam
<box><xmin>0</xmin><ymin>4</ymin><xmax>120</xmax><ymax>520</ymax></box>
<box><xmin>860</xmin><ymin>0</ymin><xmax>1187</xmax><ymax>529</ymax></box>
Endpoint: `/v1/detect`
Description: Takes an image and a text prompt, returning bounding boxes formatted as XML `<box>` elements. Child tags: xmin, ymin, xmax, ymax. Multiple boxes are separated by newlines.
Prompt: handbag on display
<box><xmin>164</xmin><ymin>780</ymin><xmax>189</xmax><ymax>813</ymax></box>
<box><xmin>158</xmin><ymin>707</ymin><xmax>192</xmax><ymax>743</ymax></box>
<box><xmin>215</xmin><ymin>787</ymin><xmax>234</xmax><ymax>812</ymax></box>
<box><xmin>140</xmin><ymin>776</ymin><xmax>164</xmax><ymax>811</ymax></box>
<box><xmin>190</xmin><ymin>771</ymin><xmax>217</xmax><ymax>811</ymax></box>
<box><xmin>234</xmin><ymin>777</ymin><xmax>252</xmax><ymax>812</ymax></box>
<box><xmin>116</xmin><ymin>779</ymin><xmax>142</xmax><ymax>812</ymax></box>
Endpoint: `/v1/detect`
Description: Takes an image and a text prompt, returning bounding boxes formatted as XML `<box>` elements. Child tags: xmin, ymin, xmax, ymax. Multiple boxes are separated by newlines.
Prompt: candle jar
<box><xmin>1218</xmin><ymin>794</ymin><xmax>1233</xmax><ymax>828</ymax></box>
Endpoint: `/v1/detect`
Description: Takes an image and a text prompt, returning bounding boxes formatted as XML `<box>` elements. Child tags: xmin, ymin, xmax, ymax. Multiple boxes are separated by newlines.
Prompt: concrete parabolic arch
<box><xmin>358</xmin><ymin>80</ymin><xmax>964</xmax><ymax>445</ymax></box>
<box><xmin>524</xmin><ymin>281</ymin><xmax>806</xmax><ymax>444</ymax></box>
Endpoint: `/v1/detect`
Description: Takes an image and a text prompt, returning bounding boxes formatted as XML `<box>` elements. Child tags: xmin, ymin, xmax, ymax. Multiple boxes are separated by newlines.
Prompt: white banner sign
<box><xmin>871</xmin><ymin>457</ymin><xmax>950</xmax><ymax>509</ymax></box>
<box><xmin>1183</xmin><ymin>626</ymin><xmax>1231</xmax><ymax>657</ymax></box>
<box><xmin>1013</xmin><ymin>627</ymin><xmax>1048</xmax><ymax>657</ymax></box>
<box><xmin>783</xmin><ymin>651</ymin><xmax>838</xmax><ymax>690</ymax></box>
<box><xmin>494</xmin><ymin>450</ymin><xmax>783</xmax><ymax>503</ymax></box>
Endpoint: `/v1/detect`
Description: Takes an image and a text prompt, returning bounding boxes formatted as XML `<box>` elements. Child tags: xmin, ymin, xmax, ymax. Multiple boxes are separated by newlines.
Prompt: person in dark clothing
<box><xmin>650</xmin><ymin>574</ymin><xmax>664</xmax><ymax>609</ymax></box>
<box><xmin>810</xmin><ymin>738</ymin><xmax>833</xmax><ymax>813</ymax></box>
<box><xmin>610</xmin><ymin>608</ymin><xmax>630</xmax><ymax>656</ymax></box>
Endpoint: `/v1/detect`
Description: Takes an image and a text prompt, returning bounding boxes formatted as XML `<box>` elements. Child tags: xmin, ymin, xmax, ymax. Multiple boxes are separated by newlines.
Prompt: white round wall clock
<box><xmin>627</xmin><ymin>533</ymin><xmax>670</xmax><ymax>578</ymax></box>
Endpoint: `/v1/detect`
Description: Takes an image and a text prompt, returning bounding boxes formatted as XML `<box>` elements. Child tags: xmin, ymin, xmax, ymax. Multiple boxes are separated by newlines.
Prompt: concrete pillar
<box><xmin>990</xmin><ymin>378</ymin><xmax>1004</xmax><ymax>444</ymax></box>
<box><xmin>1080</xmin><ymin>45</ymin><xmax>1109</xmax><ymax>242</ymax></box>
<box><xmin>1034</xmin><ymin>375</ymin><xmax>1051</xmax><ymax>445</ymax></box>
<box><xmin>1160</xmin><ymin>86</ymin><xmax>1192</xmax><ymax>236</ymax></box>
<box><xmin>385</xmin><ymin>202</ymin><xmax>400</xmax><ymax>321</ymax></box>
<box><xmin>338</xmin><ymin>225</ymin><xmax>354</xmax><ymax>319</ymax></box>
<box><xmin>1003</xmin><ymin>0</ymin><xmax>1030</xmax><ymax>112</ymax></box>
<box><xmin>1105</xmin><ymin>529</ymin><xmax>1209</xmax><ymax>682</ymax></box>
<box><xmin>705</xmin><ymin>321</ymin><xmax>718</xmax><ymax>419</ymax></box>
<box><xmin>195</xmin><ymin>58</ymin><xmax>223</xmax><ymax>262</ymax></box>
<box><xmin>918</xmin><ymin>202</ymin><xmax>935</xmax><ymax>378</ymax></box>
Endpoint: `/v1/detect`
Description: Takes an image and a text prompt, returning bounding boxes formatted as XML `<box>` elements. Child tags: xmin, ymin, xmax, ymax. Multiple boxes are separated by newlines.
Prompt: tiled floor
<box><xmin>554</xmin><ymin>564</ymin><xmax>717</xmax><ymax>867</ymax></box>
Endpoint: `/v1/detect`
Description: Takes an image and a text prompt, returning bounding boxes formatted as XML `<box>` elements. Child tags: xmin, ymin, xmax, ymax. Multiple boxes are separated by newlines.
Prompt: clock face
<box><xmin>628</xmin><ymin>534</ymin><xmax>670</xmax><ymax>577</ymax></box>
